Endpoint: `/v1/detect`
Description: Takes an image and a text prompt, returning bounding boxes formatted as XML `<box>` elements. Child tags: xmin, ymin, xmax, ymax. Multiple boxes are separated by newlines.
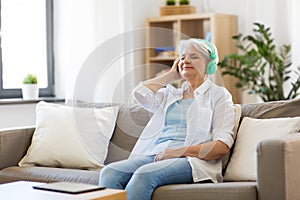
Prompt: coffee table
<box><xmin>0</xmin><ymin>181</ymin><xmax>126</xmax><ymax>200</ymax></box>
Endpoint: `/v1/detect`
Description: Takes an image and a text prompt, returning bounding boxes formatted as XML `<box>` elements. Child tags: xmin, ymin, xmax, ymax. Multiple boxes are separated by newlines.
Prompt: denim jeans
<box><xmin>99</xmin><ymin>155</ymin><xmax>193</xmax><ymax>200</ymax></box>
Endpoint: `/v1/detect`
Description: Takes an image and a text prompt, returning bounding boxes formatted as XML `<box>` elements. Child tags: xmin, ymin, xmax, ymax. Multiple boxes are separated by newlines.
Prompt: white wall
<box><xmin>0</xmin><ymin>104</ymin><xmax>36</xmax><ymax>129</ymax></box>
<box><xmin>290</xmin><ymin>0</ymin><xmax>300</xmax><ymax>80</ymax></box>
<box><xmin>191</xmin><ymin>0</ymin><xmax>291</xmax><ymax>45</ymax></box>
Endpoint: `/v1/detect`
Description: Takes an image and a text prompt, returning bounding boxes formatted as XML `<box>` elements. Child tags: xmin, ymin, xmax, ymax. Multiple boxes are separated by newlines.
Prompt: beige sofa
<box><xmin>0</xmin><ymin>99</ymin><xmax>300</xmax><ymax>200</ymax></box>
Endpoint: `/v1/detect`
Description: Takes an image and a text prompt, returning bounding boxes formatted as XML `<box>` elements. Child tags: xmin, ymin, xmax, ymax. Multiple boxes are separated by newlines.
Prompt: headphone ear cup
<box><xmin>206</xmin><ymin>61</ymin><xmax>217</xmax><ymax>75</ymax></box>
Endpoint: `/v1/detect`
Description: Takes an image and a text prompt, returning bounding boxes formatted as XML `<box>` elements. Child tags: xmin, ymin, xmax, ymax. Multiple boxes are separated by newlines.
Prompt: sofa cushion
<box><xmin>19</xmin><ymin>101</ymin><xmax>119</xmax><ymax>169</ymax></box>
<box><xmin>105</xmin><ymin>104</ymin><xmax>152</xmax><ymax>164</ymax></box>
<box><xmin>223</xmin><ymin>98</ymin><xmax>300</xmax><ymax>174</ymax></box>
<box><xmin>240</xmin><ymin>98</ymin><xmax>300</xmax><ymax>120</ymax></box>
<box><xmin>0</xmin><ymin>127</ymin><xmax>34</xmax><ymax>170</ymax></box>
<box><xmin>152</xmin><ymin>182</ymin><xmax>257</xmax><ymax>200</ymax></box>
<box><xmin>0</xmin><ymin>166</ymin><xmax>100</xmax><ymax>185</ymax></box>
<box><xmin>224</xmin><ymin>116</ymin><xmax>300</xmax><ymax>181</ymax></box>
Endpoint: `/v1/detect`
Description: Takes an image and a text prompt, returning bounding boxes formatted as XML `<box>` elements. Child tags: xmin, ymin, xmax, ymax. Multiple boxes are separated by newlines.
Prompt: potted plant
<box><xmin>179</xmin><ymin>0</ymin><xmax>189</xmax><ymax>5</ymax></box>
<box><xmin>166</xmin><ymin>0</ymin><xmax>176</xmax><ymax>5</ymax></box>
<box><xmin>22</xmin><ymin>74</ymin><xmax>39</xmax><ymax>100</ymax></box>
<box><xmin>219</xmin><ymin>23</ymin><xmax>300</xmax><ymax>102</ymax></box>
<box><xmin>161</xmin><ymin>0</ymin><xmax>195</xmax><ymax>15</ymax></box>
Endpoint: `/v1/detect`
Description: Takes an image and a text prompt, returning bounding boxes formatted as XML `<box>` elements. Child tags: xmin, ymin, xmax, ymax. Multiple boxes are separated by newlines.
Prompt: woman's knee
<box><xmin>100</xmin><ymin>165</ymin><xmax>115</xmax><ymax>179</ymax></box>
<box><xmin>128</xmin><ymin>164</ymin><xmax>158</xmax><ymax>186</ymax></box>
<box><xmin>99</xmin><ymin>165</ymin><xmax>130</xmax><ymax>189</ymax></box>
<box><xmin>125</xmin><ymin>166</ymin><xmax>159</xmax><ymax>200</ymax></box>
<box><xmin>99</xmin><ymin>166</ymin><xmax>116</xmax><ymax>183</ymax></box>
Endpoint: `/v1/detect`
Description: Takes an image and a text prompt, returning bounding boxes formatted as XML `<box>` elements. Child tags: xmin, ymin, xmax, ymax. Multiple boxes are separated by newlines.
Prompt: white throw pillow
<box><xmin>19</xmin><ymin>101</ymin><xmax>119</xmax><ymax>169</ymax></box>
<box><xmin>224</xmin><ymin>116</ymin><xmax>300</xmax><ymax>181</ymax></box>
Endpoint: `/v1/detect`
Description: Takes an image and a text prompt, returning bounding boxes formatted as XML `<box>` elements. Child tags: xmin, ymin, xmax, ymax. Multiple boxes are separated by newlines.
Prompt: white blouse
<box><xmin>129</xmin><ymin>79</ymin><xmax>236</xmax><ymax>183</ymax></box>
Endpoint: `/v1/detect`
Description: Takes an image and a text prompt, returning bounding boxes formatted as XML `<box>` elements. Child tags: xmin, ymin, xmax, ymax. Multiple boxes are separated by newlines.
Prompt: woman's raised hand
<box><xmin>170</xmin><ymin>57</ymin><xmax>181</xmax><ymax>73</ymax></box>
<box><xmin>142</xmin><ymin>57</ymin><xmax>182</xmax><ymax>93</ymax></box>
<box><xmin>169</xmin><ymin>57</ymin><xmax>182</xmax><ymax>80</ymax></box>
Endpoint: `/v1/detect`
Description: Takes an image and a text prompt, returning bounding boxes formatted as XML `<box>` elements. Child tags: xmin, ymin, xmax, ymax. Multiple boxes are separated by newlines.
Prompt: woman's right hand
<box><xmin>141</xmin><ymin>57</ymin><xmax>182</xmax><ymax>93</ymax></box>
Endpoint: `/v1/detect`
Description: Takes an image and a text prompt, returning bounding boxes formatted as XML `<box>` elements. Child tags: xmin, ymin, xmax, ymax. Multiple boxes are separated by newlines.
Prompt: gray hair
<box><xmin>177</xmin><ymin>38</ymin><xmax>219</xmax><ymax>64</ymax></box>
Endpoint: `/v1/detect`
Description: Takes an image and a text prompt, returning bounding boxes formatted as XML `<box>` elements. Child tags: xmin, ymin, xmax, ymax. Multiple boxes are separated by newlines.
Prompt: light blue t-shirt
<box><xmin>151</xmin><ymin>98</ymin><xmax>194</xmax><ymax>154</ymax></box>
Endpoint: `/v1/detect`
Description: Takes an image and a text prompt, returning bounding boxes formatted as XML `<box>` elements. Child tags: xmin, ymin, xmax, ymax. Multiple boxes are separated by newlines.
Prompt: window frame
<box><xmin>0</xmin><ymin>0</ymin><xmax>54</xmax><ymax>99</ymax></box>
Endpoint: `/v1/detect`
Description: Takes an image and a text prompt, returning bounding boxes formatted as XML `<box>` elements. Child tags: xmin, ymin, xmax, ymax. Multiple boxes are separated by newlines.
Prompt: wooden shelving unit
<box><xmin>145</xmin><ymin>13</ymin><xmax>240</xmax><ymax>103</ymax></box>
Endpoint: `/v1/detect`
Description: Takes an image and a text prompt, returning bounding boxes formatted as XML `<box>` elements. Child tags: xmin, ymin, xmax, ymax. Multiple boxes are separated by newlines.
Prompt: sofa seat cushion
<box><xmin>152</xmin><ymin>182</ymin><xmax>257</xmax><ymax>200</ymax></box>
<box><xmin>0</xmin><ymin>166</ymin><xmax>101</xmax><ymax>185</ymax></box>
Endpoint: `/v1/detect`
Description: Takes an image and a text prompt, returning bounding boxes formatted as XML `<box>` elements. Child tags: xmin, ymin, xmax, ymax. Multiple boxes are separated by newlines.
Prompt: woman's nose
<box><xmin>183</xmin><ymin>57</ymin><xmax>191</xmax><ymax>63</ymax></box>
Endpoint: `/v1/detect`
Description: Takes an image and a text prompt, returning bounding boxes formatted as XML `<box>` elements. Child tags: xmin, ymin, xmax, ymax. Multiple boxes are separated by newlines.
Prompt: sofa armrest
<box><xmin>0</xmin><ymin>126</ymin><xmax>35</xmax><ymax>169</ymax></box>
<box><xmin>257</xmin><ymin>134</ymin><xmax>300</xmax><ymax>200</ymax></box>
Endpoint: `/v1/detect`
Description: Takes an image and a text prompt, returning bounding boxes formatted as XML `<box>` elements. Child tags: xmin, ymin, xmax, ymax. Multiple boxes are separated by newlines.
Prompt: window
<box><xmin>0</xmin><ymin>0</ymin><xmax>53</xmax><ymax>98</ymax></box>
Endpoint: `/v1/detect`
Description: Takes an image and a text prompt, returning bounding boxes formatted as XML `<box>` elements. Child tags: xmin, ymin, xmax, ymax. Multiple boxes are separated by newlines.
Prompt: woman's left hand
<box><xmin>154</xmin><ymin>148</ymin><xmax>186</xmax><ymax>162</ymax></box>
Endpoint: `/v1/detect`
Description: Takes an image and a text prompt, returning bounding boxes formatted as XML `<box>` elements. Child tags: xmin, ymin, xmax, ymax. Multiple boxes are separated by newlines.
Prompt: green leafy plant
<box><xmin>219</xmin><ymin>22</ymin><xmax>300</xmax><ymax>102</ymax></box>
<box><xmin>23</xmin><ymin>74</ymin><xmax>38</xmax><ymax>84</ymax></box>
<box><xmin>166</xmin><ymin>0</ymin><xmax>176</xmax><ymax>6</ymax></box>
<box><xmin>179</xmin><ymin>0</ymin><xmax>189</xmax><ymax>5</ymax></box>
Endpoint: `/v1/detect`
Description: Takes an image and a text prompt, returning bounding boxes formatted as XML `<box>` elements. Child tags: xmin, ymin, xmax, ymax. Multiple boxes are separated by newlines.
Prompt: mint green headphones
<box><xmin>199</xmin><ymin>39</ymin><xmax>217</xmax><ymax>75</ymax></box>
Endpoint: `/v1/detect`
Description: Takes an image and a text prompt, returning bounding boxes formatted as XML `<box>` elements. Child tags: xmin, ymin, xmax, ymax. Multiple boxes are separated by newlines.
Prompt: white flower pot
<box><xmin>22</xmin><ymin>84</ymin><xmax>39</xmax><ymax>100</ymax></box>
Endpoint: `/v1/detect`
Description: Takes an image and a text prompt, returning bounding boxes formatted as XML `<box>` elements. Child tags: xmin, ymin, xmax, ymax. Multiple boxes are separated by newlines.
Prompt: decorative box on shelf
<box><xmin>160</xmin><ymin>5</ymin><xmax>195</xmax><ymax>16</ymax></box>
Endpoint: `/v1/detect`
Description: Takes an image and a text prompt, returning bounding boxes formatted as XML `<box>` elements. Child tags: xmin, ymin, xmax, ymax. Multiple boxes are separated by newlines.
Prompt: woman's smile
<box><xmin>183</xmin><ymin>66</ymin><xmax>194</xmax><ymax>70</ymax></box>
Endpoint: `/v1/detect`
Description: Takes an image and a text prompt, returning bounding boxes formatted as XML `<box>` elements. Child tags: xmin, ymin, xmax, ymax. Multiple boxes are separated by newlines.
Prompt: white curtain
<box><xmin>54</xmin><ymin>0</ymin><xmax>98</xmax><ymax>101</ymax></box>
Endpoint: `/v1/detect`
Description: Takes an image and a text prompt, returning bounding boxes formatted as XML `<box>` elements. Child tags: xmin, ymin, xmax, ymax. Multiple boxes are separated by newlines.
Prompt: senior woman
<box><xmin>99</xmin><ymin>38</ymin><xmax>236</xmax><ymax>200</ymax></box>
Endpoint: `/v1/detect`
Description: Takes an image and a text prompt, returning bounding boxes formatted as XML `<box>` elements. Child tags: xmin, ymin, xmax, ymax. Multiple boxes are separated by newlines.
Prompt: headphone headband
<box><xmin>198</xmin><ymin>39</ymin><xmax>216</xmax><ymax>60</ymax></box>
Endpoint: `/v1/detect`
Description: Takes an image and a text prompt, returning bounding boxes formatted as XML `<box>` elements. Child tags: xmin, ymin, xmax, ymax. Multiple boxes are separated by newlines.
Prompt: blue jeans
<box><xmin>99</xmin><ymin>155</ymin><xmax>193</xmax><ymax>200</ymax></box>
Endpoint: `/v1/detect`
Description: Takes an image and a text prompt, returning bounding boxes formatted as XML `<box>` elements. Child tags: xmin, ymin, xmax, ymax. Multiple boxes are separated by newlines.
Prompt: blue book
<box><xmin>154</xmin><ymin>46</ymin><xmax>175</xmax><ymax>52</ymax></box>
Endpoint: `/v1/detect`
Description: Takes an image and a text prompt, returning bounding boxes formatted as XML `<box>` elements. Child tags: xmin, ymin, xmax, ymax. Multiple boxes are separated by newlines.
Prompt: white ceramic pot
<box><xmin>22</xmin><ymin>84</ymin><xmax>39</xmax><ymax>100</ymax></box>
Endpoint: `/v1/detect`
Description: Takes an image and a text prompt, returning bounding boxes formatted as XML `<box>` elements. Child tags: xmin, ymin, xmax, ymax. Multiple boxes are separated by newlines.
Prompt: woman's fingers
<box><xmin>154</xmin><ymin>153</ymin><xmax>161</xmax><ymax>162</ymax></box>
<box><xmin>171</xmin><ymin>57</ymin><xmax>180</xmax><ymax>72</ymax></box>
